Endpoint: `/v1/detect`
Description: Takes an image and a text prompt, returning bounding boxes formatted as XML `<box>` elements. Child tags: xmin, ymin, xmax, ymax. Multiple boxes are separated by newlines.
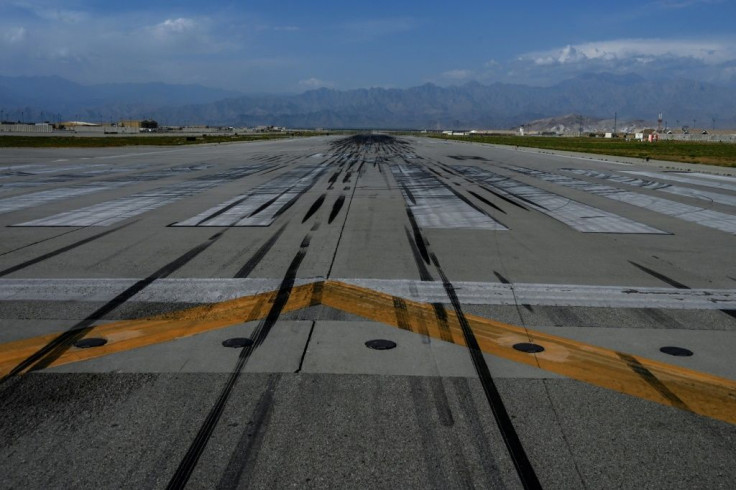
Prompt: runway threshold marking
<box><xmin>452</xmin><ymin>165</ymin><xmax>667</xmax><ymax>234</ymax></box>
<box><xmin>1</xmin><ymin>280</ymin><xmax>734</xmax><ymax>425</ymax></box>
<box><xmin>508</xmin><ymin>165</ymin><xmax>736</xmax><ymax>235</ymax></box>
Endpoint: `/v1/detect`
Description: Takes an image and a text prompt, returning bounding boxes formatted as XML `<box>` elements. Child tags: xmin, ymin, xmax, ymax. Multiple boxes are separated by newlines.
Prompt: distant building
<box><xmin>0</xmin><ymin>122</ymin><xmax>52</xmax><ymax>133</ymax></box>
<box><xmin>119</xmin><ymin>120</ymin><xmax>142</xmax><ymax>129</ymax></box>
<box><xmin>59</xmin><ymin>121</ymin><xmax>99</xmax><ymax>127</ymax></box>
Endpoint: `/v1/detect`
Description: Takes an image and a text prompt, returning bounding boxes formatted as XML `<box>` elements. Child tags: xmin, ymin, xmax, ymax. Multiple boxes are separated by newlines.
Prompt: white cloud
<box><xmin>652</xmin><ymin>0</ymin><xmax>725</xmax><ymax>8</ymax></box>
<box><xmin>429</xmin><ymin>37</ymin><xmax>736</xmax><ymax>87</ymax></box>
<box><xmin>4</xmin><ymin>26</ymin><xmax>27</xmax><ymax>44</ymax></box>
<box><xmin>150</xmin><ymin>18</ymin><xmax>198</xmax><ymax>38</ymax></box>
<box><xmin>140</xmin><ymin>17</ymin><xmax>232</xmax><ymax>55</ymax></box>
<box><xmin>299</xmin><ymin>77</ymin><xmax>334</xmax><ymax>89</ymax></box>
<box><xmin>521</xmin><ymin>39</ymin><xmax>736</xmax><ymax>66</ymax></box>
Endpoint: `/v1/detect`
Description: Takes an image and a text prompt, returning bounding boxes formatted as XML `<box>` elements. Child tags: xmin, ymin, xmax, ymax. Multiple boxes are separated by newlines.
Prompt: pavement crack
<box><xmin>294</xmin><ymin>320</ymin><xmax>316</xmax><ymax>374</ymax></box>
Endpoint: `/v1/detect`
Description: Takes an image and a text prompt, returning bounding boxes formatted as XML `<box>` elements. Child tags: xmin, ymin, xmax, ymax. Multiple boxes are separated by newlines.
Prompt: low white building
<box><xmin>0</xmin><ymin>123</ymin><xmax>53</xmax><ymax>133</ymax></box>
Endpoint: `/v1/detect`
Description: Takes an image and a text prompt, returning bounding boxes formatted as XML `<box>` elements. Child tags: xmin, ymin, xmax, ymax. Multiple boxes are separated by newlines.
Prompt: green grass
<box><xmin>0</xmin><ymin>132</ymin><xmax>323</xmax><ymax>148</ymax></box>
<box><xmin>427</xmin><ymin>134</ymin><xmax>736</xmax><ymax>167</ymax></box>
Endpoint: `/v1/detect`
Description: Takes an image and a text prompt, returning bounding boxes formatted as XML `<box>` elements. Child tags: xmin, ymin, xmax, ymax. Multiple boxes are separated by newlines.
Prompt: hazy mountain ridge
<box><xmin>1</xmin><ymin>74</ymin><xmax>734</xmax><ymax>129</ymax></box>
<box><xmin>164</xmin><ymin>75</ymin><xmax>735</xmax><ymax>129</ymax></box>
<box><xmin>0</xmin><ymin>75</ymin><xmax>242</xmax><ymax>120</ymax></box>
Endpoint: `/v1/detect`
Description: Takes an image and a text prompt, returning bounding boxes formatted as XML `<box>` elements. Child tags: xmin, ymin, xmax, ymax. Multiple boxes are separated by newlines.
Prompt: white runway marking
<box><xmin>0</xmin><ymin>163</ymin><xmax>151</xmax><ymax>191</ymax></box>
<box><xmin>453</xmin><ymin>165</ymin><xmax>665</xmax><ymax>234</ymax></box>
<box><xmin>1</xmin><ymin>277</ymin><xmax>734</xmax><ymax>310</ymax></box>
<box><xmin>508</xmin><ymin>166</ymin><xmax>736</xmax><ymax>234</ymax></box>
<box><xmin>0</xmin><ymin>164</ymin><xmax>216</xmax><ymax>214</ymax></box>
<box><xmin>567</xmin><ymin>169</ymin><xmax>736</xmax><ymax>208</ymax></box>
<box><xmin>622</xmin><ymin>171</ymin><xmax>736</xmax><ymax>193</ymax></box>
<box><xmin>174</xmin><ymin>164</ymin><xmax>326</xmax><ymax>227</ymax></box>
<box><xmin>391</xmin><ymin>164</ymin><xmax>507</xmax><ymax>230</ymax></box>
<box><xmin>0</xmin><ymin>184</ymin><xmax>129</xmax><ymax>214</ymax></box>
<box><xmin>12</xmin><ymin>164</ymin><xmax>271</xmax><ymax>227</ymax></box>
<box><xmin>678</xmin><ymin>173</ymin><xmax>736</xmax><ymax>183</ymax></box>
<box><xmin>14</xmin><ymin>182</ymin><xmax>216</xmax><ymax>226</ymax></box>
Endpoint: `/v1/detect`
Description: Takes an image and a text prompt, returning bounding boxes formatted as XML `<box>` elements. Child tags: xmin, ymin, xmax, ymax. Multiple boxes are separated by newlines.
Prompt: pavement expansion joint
<box><xmin>1</xmin><ymin>279</ymin><xmax>735</xmax><ymax>424</ymax></box>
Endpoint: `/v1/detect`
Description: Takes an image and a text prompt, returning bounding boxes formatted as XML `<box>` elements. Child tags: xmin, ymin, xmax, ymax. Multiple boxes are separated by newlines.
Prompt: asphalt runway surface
<box><xmin>1</xmin><ymin>135</ymin><xmax>735</xmax><ymax>489</ymax></box>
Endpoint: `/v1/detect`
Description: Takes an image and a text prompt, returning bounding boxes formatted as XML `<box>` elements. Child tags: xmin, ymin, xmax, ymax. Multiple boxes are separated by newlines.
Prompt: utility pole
<box><xmin>614</xmin><ymin>112</ymin><xmax>617</xmax><ymax>135</ymax></box>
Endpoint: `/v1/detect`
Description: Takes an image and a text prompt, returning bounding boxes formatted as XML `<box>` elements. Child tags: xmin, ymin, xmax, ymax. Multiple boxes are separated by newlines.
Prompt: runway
<box><xmin>0</xmin><ymin>135</ymin><xmax>734</xmax><ymax>489</ymax></box>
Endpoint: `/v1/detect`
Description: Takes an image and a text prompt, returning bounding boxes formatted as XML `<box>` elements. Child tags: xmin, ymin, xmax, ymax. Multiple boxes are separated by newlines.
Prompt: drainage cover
<box><xmin>222</xmin><ymin>337</ymin><xmax>254</xmax><ymax>348</ymax></box>
<box><xmin>365</xmin><ymin>339</ymin><xmax>397</xmax><ymax>350</ymax></box>
<box><xmin>74</xmin><ymin>338</ymin><xmax>107</xmax><ymax>349</ymax></box>
<box><xmin>660</xmin><ymin>346</ymin><xmax>693</xmax><ymax>357</ymax></box>
<box><xmin>513</xmin><ymin>342</ymin><xmax>545</xmax><ymax>353</ymax></box>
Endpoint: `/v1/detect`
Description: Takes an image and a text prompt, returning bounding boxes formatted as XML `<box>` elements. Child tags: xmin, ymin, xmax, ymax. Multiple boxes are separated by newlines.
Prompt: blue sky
<box><xmin>2</xmin><ymin>0</ymin><xmax>735</xmax><ymax>93</ymax></box>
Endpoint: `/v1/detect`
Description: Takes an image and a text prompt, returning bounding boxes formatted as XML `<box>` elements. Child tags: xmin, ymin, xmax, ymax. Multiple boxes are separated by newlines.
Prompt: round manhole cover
<box><xmin>513</xmin><ymin>342</ymin><xmax>545</xmax><ymax>353</ymax></box>
<box><xmin>74</xmin><ymin>338</ymin><xmax>108</xmax><ymax>349</ymax></box>
<box><xmin>222</xmin><ymin>337</ymin><xmax>254</xmax><ymax>348</ymax></box>
<box><xmin>660</xmin><ymin>346</ymin><xmax>693</xmax><ymax>357</ymax></box>
<box><xmin>365</xmin><ymin>339</ymin><xmax>397</xmax><ymax>350</ymax></box>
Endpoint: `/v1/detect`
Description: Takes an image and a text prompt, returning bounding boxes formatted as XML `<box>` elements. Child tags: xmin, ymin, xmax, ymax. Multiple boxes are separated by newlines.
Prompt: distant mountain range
<box><xmin>1</xmin><ymin>73</ymin><xmax>734</xmax><ymax>129</ymax></box>
<box><xmin>0</xmin><ymin>75</ymin><xmax>241</xmax><ymax>121</ymax></box>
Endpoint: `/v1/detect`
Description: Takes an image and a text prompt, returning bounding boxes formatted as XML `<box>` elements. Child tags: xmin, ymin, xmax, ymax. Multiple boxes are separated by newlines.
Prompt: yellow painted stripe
<box><xmin>0</xmin><ymin>279</ymin><xmax>734</xmax><ymax>425</ymax></box>
<box><xmin>0</xmin><ymin>282</ymin><xmax>319</xmax><ymax>376</ymax></box>
<box><xmin>321</xmin><ymin>281</ymin><xmax>736</xmax><ymax>425</ymax></box>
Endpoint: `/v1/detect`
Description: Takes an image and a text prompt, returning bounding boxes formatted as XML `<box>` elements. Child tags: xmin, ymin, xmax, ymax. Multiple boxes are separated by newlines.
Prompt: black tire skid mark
<box><xmin>405</xmin><ymin>208</ymin><xmax>430</xmax><ymax>265</ymax></box>
<box><xmin>441</xmin><ymin>164</ymin><xmax>539</xmax><ymax>212</ymax></box>
<box><xmin>0</xmin><ymin>227</ymin><xmax>87</xmax><ymax>258</ymax></box>
<box><xmin>479</xmin><ymin>184</ymin><xmax>530</xmax><ymax>211</ymax></box>
<box><xmin>301</xmin><ymin>193</ymin><xmax>326</xmax><ymax>223</ymax></box>
<box><xmin>0</xmin><ymin>220</ymin><xmax>137</xmax><ymax>277</ymax></box>
<box><xmin>233</xmin><ymin>223</ymin><xmax>288</xmax><ymax>278</ymax></box>
<box><xmin>407</xmin><ymin>378</ymin><xmax>466</xmax><ymax>488</ymax></box>
<box><xmin>166</xmin><ymin>232</ymin><xmax>312</xmax><ymax>489</ymax></box>
<box><xmin>434</xmin><ymin>175</ymin><xmax>506</xmax><ymax>224</ymax></box>
<box><xmin>404</xmin><ymin>227</ymin><xmax>433</xmax><ymax>281</ymax></box>
<box><xmin>399</xmin><ymin>181</ymin><xmax>417</xmax><ymax>205</ymax></box>
<box><xmin>467</xmin><ymin>190</ymin><xmax>506</xmax><ymax>214</ymax></box>
<box><xmin>0</xmin><ymin>230</ymin><xmax>227</xmax><ymax>383</ymax></box>
<box><xmin>247</xmin><ymin>189</ymin><xmax>292</xmax><ymax>218</ymax></box>
<box><xmin>629</xmin><ymin>261</ymin><xmax>736</xmax><ymax>322</ymax></box>
<box><xmin>617</xmin><ymin>352</ymin><xmax>690</xmax><ymax>411</ymax></box>
<box><xmin>428</xmin><ymin>249</ymin><xmax>541</xmax><ymax>489</ymax></box>
<box><xmin>270</xmin><ymin>168</ymin><xmax>328</xmax><ymax>221</ymax></box>
<box><xmin>328</xmin><ymin>195</ymin><xmax>346</xmax><ymax>224</ymax></box>
<box><xmin>215</xmin><ymin>373</ymin><xmax>281</xmax><ymax>489</ymax></box>
<box><xmin>400</xmin><ymin>169</ymin><xmax>542</xmax><ymax>488</ymax></box>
